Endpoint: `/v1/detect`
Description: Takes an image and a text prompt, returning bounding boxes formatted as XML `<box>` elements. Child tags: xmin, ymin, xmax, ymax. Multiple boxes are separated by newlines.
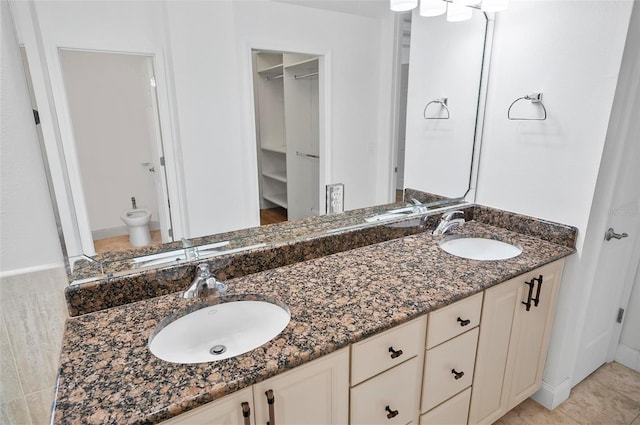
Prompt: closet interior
<box><xmin>252</xmin><ymin>50</ymin><xmax>321</xmax><ymax>223</ymax></box>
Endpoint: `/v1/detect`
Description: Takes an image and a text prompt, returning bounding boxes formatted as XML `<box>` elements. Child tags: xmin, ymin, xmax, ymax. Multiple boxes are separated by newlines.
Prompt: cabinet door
<box><xmin>253</xmin><ymin>348</ymin><xmax>349</xmax><ymax>425</ymax></box>
<box><xmin>468</xmin><ymin>276</ymin><xmax>521</xmax><ymax>425</ymax></box>
<box><xmin>160</xmin><ymin>387</ymin><xmax>254</xmax><ymax>425</ymax></box>
<box><xmin>502</xmin><ymin>260</ymin><xmax>564</xmax><ymax>410</ymax></box>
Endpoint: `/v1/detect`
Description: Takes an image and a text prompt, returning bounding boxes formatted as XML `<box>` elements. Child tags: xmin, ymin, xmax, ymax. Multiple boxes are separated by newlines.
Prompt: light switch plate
<box><xmin>326</xmin><ymin>183</ymin><xmax>344</xmax><ymax>214</ymax></box>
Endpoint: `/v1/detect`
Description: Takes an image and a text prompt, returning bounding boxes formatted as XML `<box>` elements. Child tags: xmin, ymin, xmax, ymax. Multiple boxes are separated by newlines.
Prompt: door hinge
<box><xmin>160</xmin><ymin>156</ymin><xmax>165</xmax><ymax>166</ymax></box>
<box><xmin>168</xmin><ymin>228</ymin><xmax>173</xmax><ymax>238</ymax></box>
<box><xmin>616</xmin><ymin>308</ymin><xmax>625</xmax><ymax>323</ymax></box>
<box><xmin>33</xmin><ymin>109</ymin><xmax>40</xmax><ymax>125</ymax></box>
<box><xmin>150</xmin><ymin>76</ymin><xmax>157</xmax><ymax>88</ymax></box>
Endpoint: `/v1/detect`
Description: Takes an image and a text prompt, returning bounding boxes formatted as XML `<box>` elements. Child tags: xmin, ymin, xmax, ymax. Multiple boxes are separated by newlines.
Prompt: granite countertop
<box><xmin>53</xmin><ymin>220</ymin><xmax>575</xmax><ymax>424</ymax></box>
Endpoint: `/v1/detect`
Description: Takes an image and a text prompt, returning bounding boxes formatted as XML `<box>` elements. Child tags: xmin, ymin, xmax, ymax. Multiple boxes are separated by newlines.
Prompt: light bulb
<box><xmin>419</xmin><ymin>0</ymin><xmax>446</xmax><ymax>17</ymax></box>
<box><xmin>481</xmin><ymin>0</ymin><xmax>509</xmax><ymax>12</ymax></box>
<box><xmin>447</xmin><ymin>1</ymin><xmax>472</xmax><ymax>21</ymax></box>
<box><xmin>390</xmin><ymin>0</ymin><xmax>418</xmax><ymax>12</ymax></box>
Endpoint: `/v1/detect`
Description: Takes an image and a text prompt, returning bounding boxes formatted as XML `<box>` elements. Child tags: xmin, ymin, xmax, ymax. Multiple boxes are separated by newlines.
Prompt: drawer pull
<box><xmin>241</xmin><ymin>402</ymin><xmax>251</xmax><ymax>425</ymax></box>
<box><xmin>457</xmin><ymin>317</ymin><xmax>471</xmax><ymax>326</ymax></box>
<box><xmin>385</xmin><ymin>405</ymin><xmax>399</xmax><ymax>419</ymax></box>
<box><xmin>451</xmin><ymin>369</ymin><xmax>464</xmax><ymax>380</ymax></box>
<box><xmin>388</xmin><ymin>346</ymin><xmax>403</xmax><ymax>359</ymax></box>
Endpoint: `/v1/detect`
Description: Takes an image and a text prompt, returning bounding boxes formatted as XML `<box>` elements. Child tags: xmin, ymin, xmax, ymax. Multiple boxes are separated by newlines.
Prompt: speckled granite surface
<box><xmin>53</xmin><ymin>220</ymin><xmax>575</xmax><ymax>424</ymax></box>
<box><xmin>65</xmin><ymin>204</ymin><xmax>577</xmax><ymax>317</ymax></box>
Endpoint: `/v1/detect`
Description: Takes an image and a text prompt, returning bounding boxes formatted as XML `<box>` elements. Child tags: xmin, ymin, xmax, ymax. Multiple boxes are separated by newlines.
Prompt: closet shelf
<box><xmin>262</xmin><ymin>145</ymin><xmax>286</xmax><ymax>154</ymax></box>
<box><xmin>262</xmin><ymin>171</ymin><xmax>287</xmax><ymax>183</ymax></box>
<box><xmin>285</xmin><ymin>57</ymin><xmax>318</xmax><ymax>73</ymax></box>
<box><xmin>263</xmin><ymin>193</ymin><xmax>288</xmax><ymax>209</ymax></box>
<box><xmin>258</xmin><ymin>63</ymin><xmax>284</xmax><ymax>78</ymax></box>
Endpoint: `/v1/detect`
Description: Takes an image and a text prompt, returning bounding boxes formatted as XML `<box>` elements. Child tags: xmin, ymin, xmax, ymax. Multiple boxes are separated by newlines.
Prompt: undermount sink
<box><xmin>149</xmin><ymin>298</ymin><xmax>290</xmax><ymax>364</ymax></box>
<box><xmin>439</xmin><ymin>237</ymin><xmax>523</xmax><ymax>261</ymax></box>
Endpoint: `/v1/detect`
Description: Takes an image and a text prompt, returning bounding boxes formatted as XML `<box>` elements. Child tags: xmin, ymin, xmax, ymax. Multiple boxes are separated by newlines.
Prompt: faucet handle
<box><xmin>443</xmin><ymin>210</ymin><xmax>465</xmax><ymax>221</ymax></box>
<box><xmin>196</xmin><ymin>263</ymin><xmax>211</xmax><ymax>278</ymax></box>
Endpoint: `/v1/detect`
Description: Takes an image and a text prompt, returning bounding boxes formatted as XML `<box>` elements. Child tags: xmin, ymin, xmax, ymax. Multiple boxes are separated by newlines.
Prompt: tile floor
<box><xmin>496</xmin><ymin>362</ymin><xmax>640</xmax><ymax>425</ymax></box>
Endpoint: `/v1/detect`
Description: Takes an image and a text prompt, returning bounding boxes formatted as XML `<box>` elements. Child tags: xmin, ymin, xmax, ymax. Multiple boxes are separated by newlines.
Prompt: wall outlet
<box><xmin>326</xmin><ymin>183</ymin><xmax>344</xmax><ymax>214</ymax></box>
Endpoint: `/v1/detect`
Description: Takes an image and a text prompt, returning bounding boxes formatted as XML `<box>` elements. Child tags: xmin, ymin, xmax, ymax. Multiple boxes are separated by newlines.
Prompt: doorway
<box><xmin>251</xmin><ymin>50</ymin><xmax>323</xmax><ymax>224</ymax></box>
<box><xmin>58</xmin><ymin>50</ymin><xmax>174</xmax><ymax>252</ymax></box>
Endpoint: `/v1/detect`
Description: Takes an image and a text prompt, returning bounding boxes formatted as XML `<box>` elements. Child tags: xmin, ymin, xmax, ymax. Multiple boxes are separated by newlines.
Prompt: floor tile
<box><xmin>25</xmin><ymin>388</ymin><xmax>54</xmax><ymax>425</ymax></box>
<box><xmin>494</xmin><ymin>398</ymin><xmax>580</xmax><ymax>425</ymax></box>
<box><xmin>632</xmin><ymin>413</ymin><xmax>640</xmax><ymax>425</ymax></box>
<box><xmin>0</xmin><ymin>398</ymin><xmax>31</xmax><ymax>425</ymax></box>
<box><xmin>0</xmin><ymin>313</ymin><xmax>23</xmax><ymax>405</ymax></box>
<box><xmin>590</xmin><ymin>362</ymin><xmax>640</xmax><ymax>404</ymax></box>
<box><xmin>557</xmin><ymin>375</ymin><xmax>640</xmax><ymax>425</ymax></box>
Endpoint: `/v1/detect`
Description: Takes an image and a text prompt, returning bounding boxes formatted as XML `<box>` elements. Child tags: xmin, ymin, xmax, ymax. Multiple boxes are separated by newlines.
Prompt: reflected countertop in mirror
<box><xmin>70</xmin><ymin>189</ymin><xmax>459</xmax><ymax>283</ymax></box>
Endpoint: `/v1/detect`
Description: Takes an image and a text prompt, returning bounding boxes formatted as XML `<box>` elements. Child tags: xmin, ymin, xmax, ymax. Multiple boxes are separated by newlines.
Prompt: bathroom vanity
<box><xmin>52</xmin><ymin>206</ymin><xmax>576</xmax><ymax>424</ymax></box>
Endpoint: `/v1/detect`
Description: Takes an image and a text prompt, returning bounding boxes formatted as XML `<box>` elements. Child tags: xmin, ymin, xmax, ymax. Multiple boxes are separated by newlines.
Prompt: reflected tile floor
<box><xmin>93</xmin><ymin>230</ymin><xmax>162</xmax><ymax>254</ymax></box>
<box><xmin>496</xmin><ymin>362</ymin><xmax>640</xmax><ymax>425</ymax></box>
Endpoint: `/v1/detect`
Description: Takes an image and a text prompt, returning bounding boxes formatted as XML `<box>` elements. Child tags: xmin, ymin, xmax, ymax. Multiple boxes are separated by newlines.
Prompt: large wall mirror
<box><xmin>11</xmin><ymin>0</ymin><xmax>492</xmax><ymax>282</ymax></box>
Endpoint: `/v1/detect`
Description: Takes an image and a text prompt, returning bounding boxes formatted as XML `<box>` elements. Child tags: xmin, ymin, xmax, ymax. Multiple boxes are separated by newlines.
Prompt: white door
<box><xmin>572</xmin><ymin>27</ymin><xmax>640</xmax><ymax>384</ymax></box>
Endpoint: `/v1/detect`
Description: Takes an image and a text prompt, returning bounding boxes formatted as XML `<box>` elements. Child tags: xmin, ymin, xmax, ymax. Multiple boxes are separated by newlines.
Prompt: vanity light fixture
<box><xmin>393</xmin><ymin>0</ymin><xmax>509</xmax><ymax>21</ymax></box>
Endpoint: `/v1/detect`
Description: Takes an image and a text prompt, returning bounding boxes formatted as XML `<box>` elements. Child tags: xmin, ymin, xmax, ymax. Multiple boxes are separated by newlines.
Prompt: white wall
<box><xmin>474</xmin><ymin>0</ymin><xmax>633</xmax><ymax>408</ymax></box>
<box><xmin>404</xmin><ymin>9</ymin><xmax>486</xmax><ymax>198</ymax></box>
<box><xmin>0</xmin><ymin>0</ymin><xmax>63</xmax><ymax>274</ymax></box>
<box><xmin>233</xmin><ymin>0</ymin><xmax>393</xmax><ymax>212</ymax></box>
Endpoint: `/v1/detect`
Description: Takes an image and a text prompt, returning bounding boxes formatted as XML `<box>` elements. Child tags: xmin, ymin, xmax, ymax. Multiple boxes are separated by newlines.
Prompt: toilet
<box><xmin>120</xmin><ymin>209</ymin><xmax>152</xmax><ymax>247</ymax></box>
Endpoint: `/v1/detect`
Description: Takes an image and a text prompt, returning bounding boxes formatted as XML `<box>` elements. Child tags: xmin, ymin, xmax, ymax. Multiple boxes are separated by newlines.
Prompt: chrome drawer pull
<box><xmin>451</xmin><ymin>369</ymin><xmax>464</xmax><ymax>380</ymax></box>
<box><xmin>385</xmin><ymin>405</ymin><xmax>399</xmax><ymax>419</ymax></box>
<box><xmin>388</xmin><ymin>346</ymin><xmax>403</xmax><ymax>359</ymax></box>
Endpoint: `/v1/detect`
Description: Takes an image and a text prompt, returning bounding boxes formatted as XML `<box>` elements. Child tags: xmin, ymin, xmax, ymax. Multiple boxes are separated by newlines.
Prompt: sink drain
<box><xmin>210</xmin><ymin>345</ymin><xmax>227</xmax><ymax>355</ymax></box>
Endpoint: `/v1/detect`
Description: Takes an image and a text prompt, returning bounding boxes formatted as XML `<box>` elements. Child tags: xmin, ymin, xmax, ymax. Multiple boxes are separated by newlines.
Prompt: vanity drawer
<box><xmin>426</xmin><ymin>292</ymin><xmax>482</xmax><ymax>349</ymax></box>
<box><xmin>351</xmin><ymin>357</ymin><xmax>421</xmax><ymax>425</ymax></box>
<box><xmin>422</xmin><ymin>327</ymin><xmax>478</xmax><ymax>412</ymax></box>
<box><xmin>351</xmin><ymin>316</ymin><xmax>426</xmax><ymax>385</ymax></box>
<box><xmin>420</xmin><ymin>387</ymin><xmax>471</xmax><ymax>425</ymax></box>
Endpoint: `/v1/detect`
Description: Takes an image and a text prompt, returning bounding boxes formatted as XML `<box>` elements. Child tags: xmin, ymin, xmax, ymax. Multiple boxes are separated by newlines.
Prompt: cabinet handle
<box><xmin>451</xmin><ymin>369</ymin><xmax>464</xmax><ymax>380</ymax></box>
<box><xmin>385</xmin><ymin>405</ymin><xmax>399</xmax><ymax>419</ymax></box>
<box><xmin>388</xmin><ymin>346</ymin><xmax>403</xmax><ymax>359</ymax></box>
<box><xmin>241</xmin><ymin>402</ymin><xmax>251</xmax><ymax>425</ymax></box>
<box><xmin>457</xmin><ymin>317</ymin><xmax>471</xmax><ymax>326</ymax></box>
<box><xmin>265</xmin><ymin>390</ymin><xmax>275</xmax><ymax>425</ymax></box>
<box><xmin>531</xmin><ymin>275</ymin><xmax>543</xmax><ymax>307</ymax></box>
<box><xmin>521</xmin><ymin>279</ymin><xmax>535</xmax><ymax>311</ymax></box>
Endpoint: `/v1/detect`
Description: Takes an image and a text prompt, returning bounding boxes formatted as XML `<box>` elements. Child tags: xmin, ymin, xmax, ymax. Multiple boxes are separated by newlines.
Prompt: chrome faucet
<box><xmin>181</xmin><ymin>238</ymin><xmax>199</xmax><ymax>261</ymax></box>
<box><xmin>182</xmin><ymin>263</ymin><xmax>227</xmax><ymax>299</ymax></box>
<box><xmin>433</xmin><ymin>211</ymin><xmax>465</xmax><ymax>236</ymax></box>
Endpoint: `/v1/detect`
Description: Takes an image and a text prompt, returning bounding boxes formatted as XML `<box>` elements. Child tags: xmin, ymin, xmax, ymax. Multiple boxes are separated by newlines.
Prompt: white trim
<box><xmin>0</xmin><ymin>263</ymin><xmax>66</xmax><ymax>279</ymax></box>
<box><xmin>615</xmin><ymin>342</ymin><xmax>640</xmax><ymax>372</ymax></box>
<box><xmin>530</xmin><ymin>377</ymin><xmax>572</xmax><ymax>410</ymax></box>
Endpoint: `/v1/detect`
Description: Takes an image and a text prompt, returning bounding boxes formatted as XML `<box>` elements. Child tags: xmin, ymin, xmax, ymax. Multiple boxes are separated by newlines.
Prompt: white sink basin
<box><xmin>439</xmin><ymin>237</ymin><xmax>522</xmax><ymax>261</ymax></box>
<box><xmin>149</xmin><ymin>299</ymin><xmax>290</xmax><ymax>364</ymax></box>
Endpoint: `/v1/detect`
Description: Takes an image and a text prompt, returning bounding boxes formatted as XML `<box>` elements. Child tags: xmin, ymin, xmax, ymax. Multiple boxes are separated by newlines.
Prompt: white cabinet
<box><xmin>253</xmin><ymin>51</ymin><xmax>320</xmax><ymax>220</ymax></box>
<box><xmin>468</xmin><ymin>259</ymin><xmax>565</xmax><ymax>425</ymax></box>
<box><xmin>420</xmin><ymin>388</ymin><xmax>471</xmax><ymax>425</ymax></box>
<box><xmin>350</xmin><ymin>316</ymin><xmax>427</xmax><ymax>425</ymax></box>
<box><xmin>160</xmin><ymin>387</ymin><xmax>254</xmax><ymax>425</ymax></box>
<box><xmin>253</xmin><ymin>348</ymin><xmax>349</xmax><ymax>425</ymax></box>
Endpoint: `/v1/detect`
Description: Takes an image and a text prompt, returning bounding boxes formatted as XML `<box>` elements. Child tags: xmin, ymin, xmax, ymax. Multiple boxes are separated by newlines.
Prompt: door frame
<box><xmin>241</xmin><ymin>39</ymin><xmax>330</xmax><ymax>218</ymax></box>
